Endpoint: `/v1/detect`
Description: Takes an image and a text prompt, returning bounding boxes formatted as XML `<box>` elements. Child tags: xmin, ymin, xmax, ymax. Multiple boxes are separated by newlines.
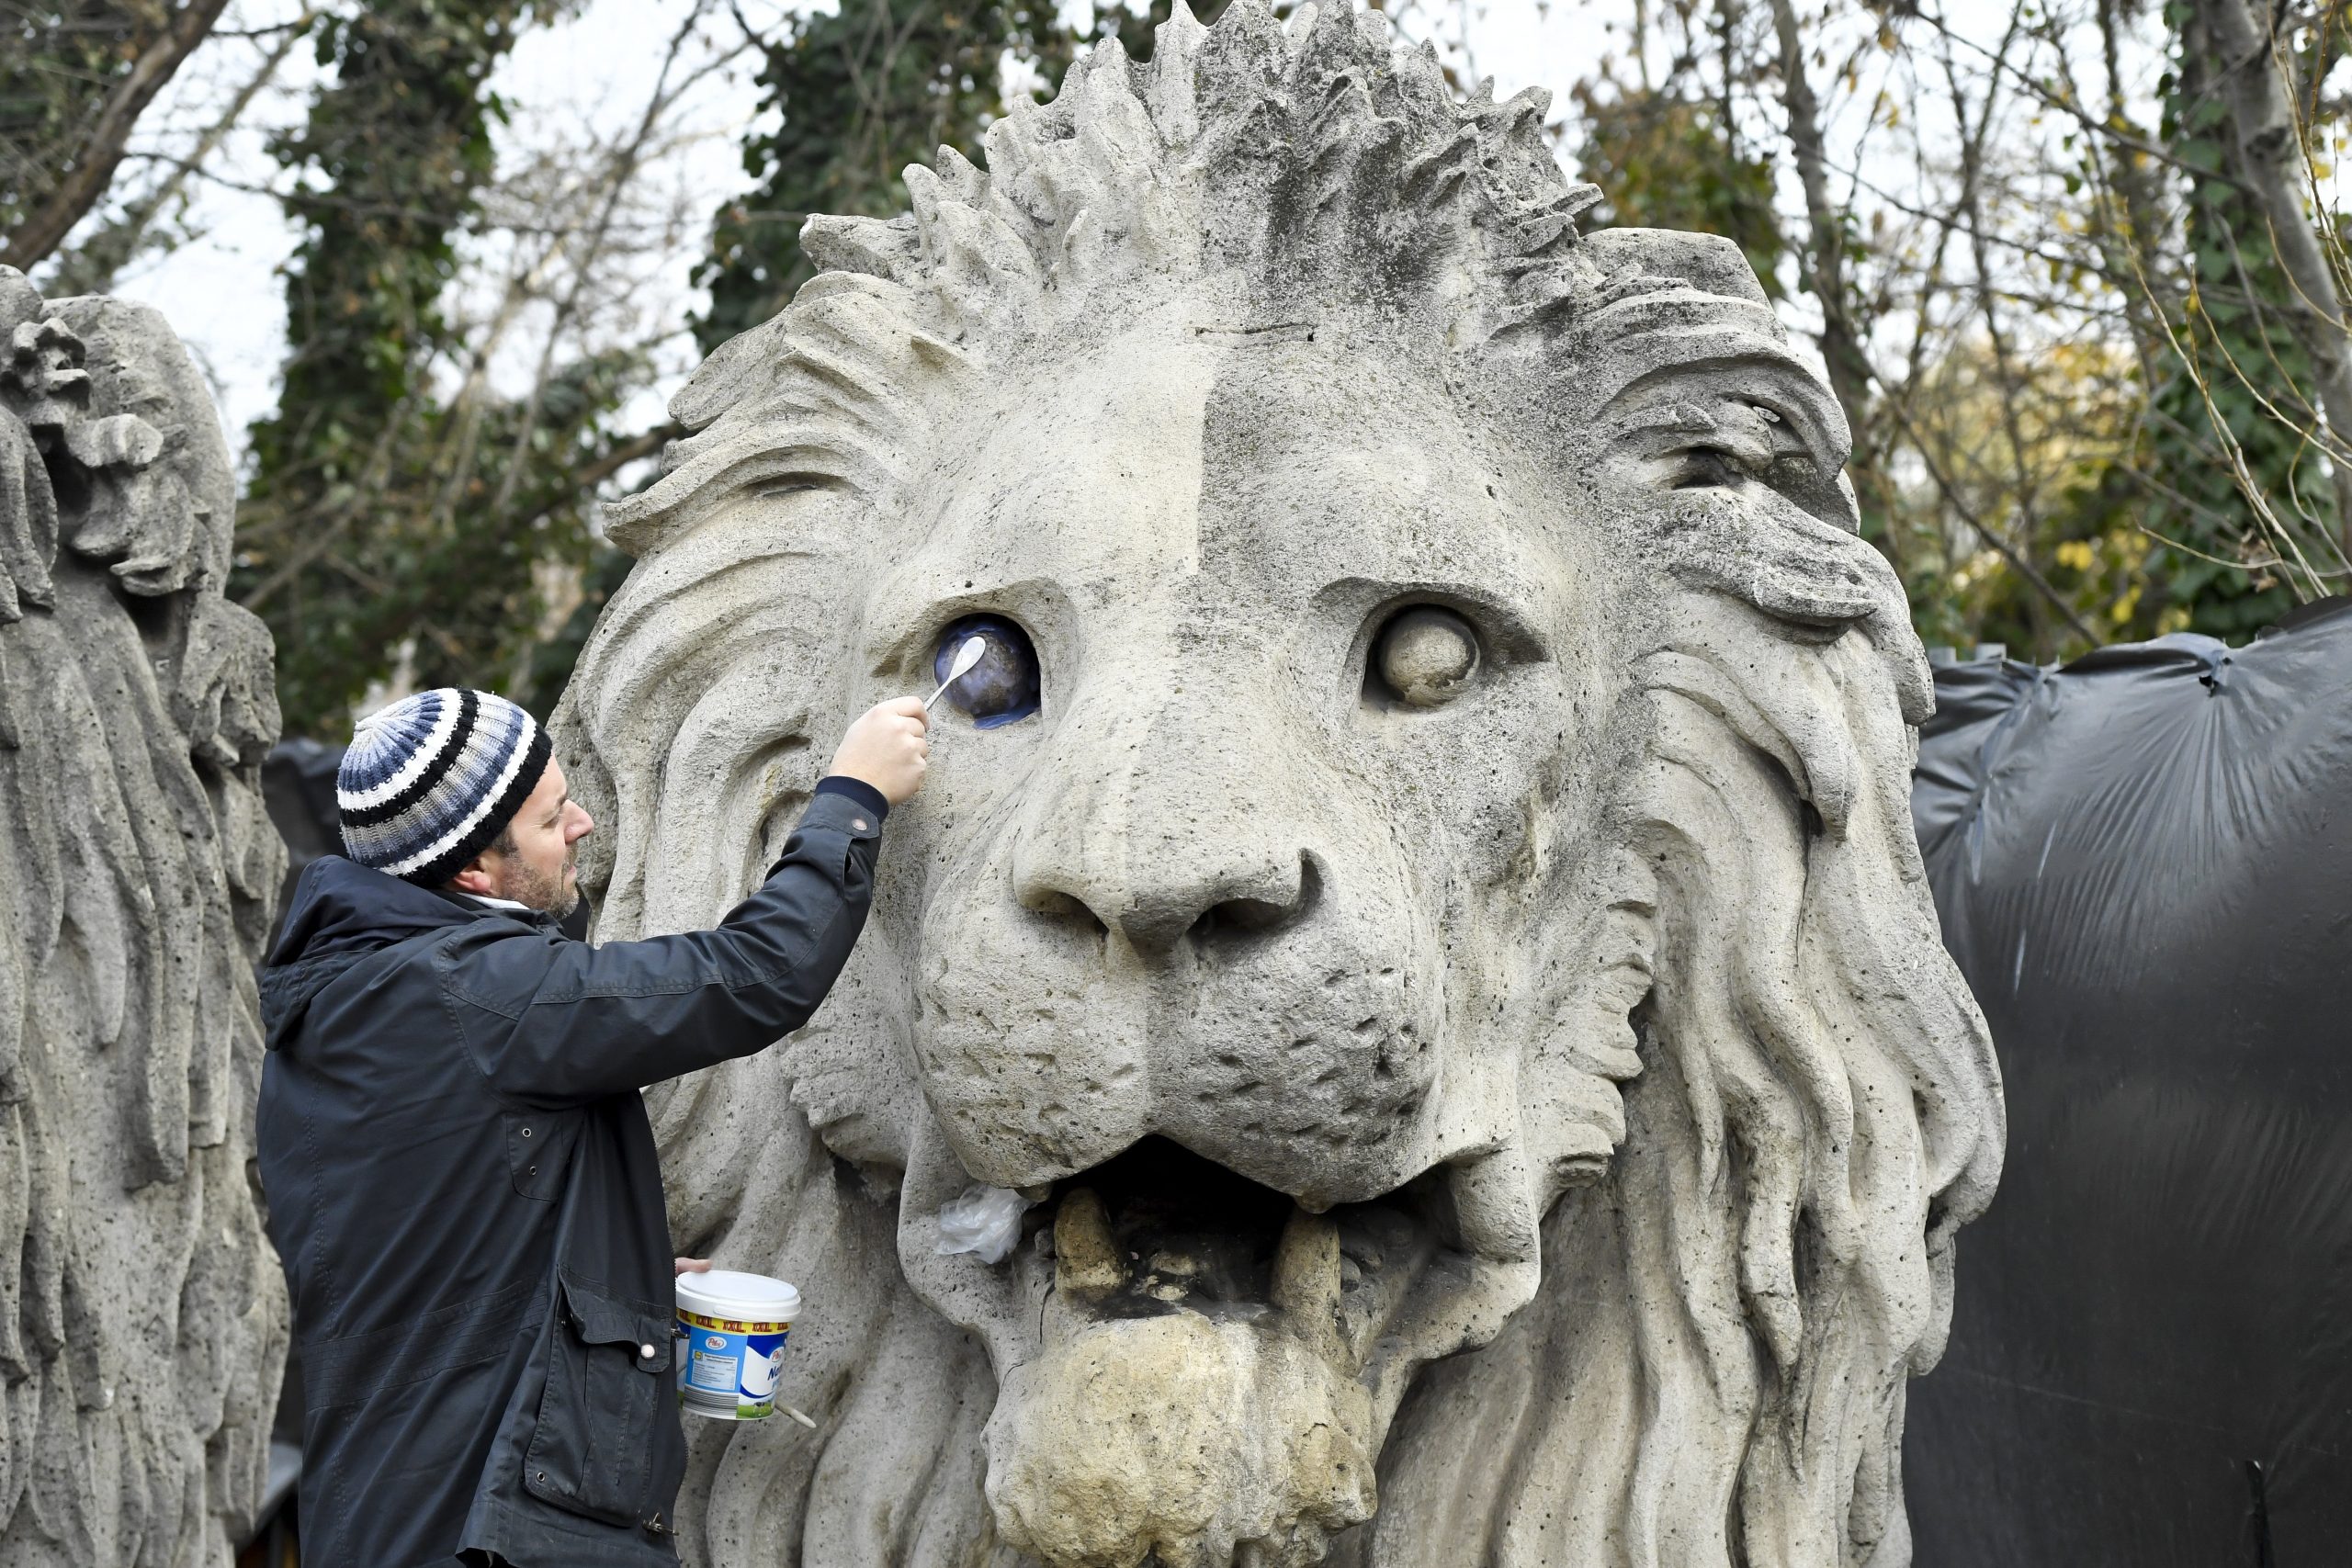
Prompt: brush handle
<box><xmin>924</xmin><ymin>638</ymin><xmax>988</xmax><ymax>711</ymax></box>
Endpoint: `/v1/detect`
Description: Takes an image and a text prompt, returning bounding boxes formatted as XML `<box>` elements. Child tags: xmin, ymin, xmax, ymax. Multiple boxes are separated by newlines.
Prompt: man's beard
<box><xmin>508</xmin><ymin>853</ymin><xmax>580</xmax><ymax>919</ymax></box>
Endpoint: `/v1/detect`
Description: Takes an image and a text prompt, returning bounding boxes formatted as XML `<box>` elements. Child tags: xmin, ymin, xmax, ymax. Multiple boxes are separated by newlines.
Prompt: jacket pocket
<box><xmin>522</xmin><ymin>1274</ymin><xmax>684</xmax><ymax>1529</ymax></box>
<box><xmin>505</xmin><ymin>1109</ymin><xmax>581</xmax><ymax>1201</ymax></box>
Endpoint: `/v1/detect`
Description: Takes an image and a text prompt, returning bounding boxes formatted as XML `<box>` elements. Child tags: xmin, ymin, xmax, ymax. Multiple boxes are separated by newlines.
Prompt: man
<box><xmin>256</xmin><ymin>686</ymin><xmax>927</xmax><ymax>1566</ymax></box>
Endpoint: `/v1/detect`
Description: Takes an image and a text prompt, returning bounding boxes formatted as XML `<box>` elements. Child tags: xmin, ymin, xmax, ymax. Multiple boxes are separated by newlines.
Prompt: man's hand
<box><xmin>675</xmin><ymin>1257</ymin><xmax>710</xmax><ymax>1277</ymax></box>
<box><xmin>828</xmin><ymin>697</ymin><xmax>930</xmax><ymax>805</ymax></box>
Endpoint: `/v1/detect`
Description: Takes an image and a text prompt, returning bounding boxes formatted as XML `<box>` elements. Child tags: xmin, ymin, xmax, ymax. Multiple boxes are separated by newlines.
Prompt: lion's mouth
<box><xmin>899</xmin><ymin>1127</ymin><xmax>1544</xmax><ymax>1568</ymax></box>
<box><xmin>904</xmin><ymin>1130</ymin><xmax>1543</xmax><ymax>1393</ymax></box>
<box><xmin>1040</xmin><ymin>1136</ymin><xmax>1458</xmax><ymax>1381</ymax></box>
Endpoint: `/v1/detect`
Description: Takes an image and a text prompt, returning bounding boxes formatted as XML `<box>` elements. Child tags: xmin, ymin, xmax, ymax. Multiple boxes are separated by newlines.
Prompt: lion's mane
<box><xmin>553</xmin><ymin>6</ymin><xmax>2003</xmax><ymax>1563</ymax></box>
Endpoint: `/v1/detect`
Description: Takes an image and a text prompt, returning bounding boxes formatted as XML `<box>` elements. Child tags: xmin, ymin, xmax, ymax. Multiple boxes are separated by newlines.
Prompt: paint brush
<box><xmin>924</xmin><ymin>637</ymin><xmax>987</xmax><ymax>712</ymax></box>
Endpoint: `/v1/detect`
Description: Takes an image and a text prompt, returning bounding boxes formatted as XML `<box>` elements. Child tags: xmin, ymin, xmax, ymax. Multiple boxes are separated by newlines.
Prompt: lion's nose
<box><xmin>1015</xmin><ymin>841</ymin><xmax>1317</xmax><ymax>953</ymax></box>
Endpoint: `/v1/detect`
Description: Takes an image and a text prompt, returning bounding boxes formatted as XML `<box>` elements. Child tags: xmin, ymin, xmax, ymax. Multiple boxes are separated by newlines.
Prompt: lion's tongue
<box><xmin>983</xmin><ymin>1310</ymin><xmax>1376</xmax><ymax>1568</ymax></box>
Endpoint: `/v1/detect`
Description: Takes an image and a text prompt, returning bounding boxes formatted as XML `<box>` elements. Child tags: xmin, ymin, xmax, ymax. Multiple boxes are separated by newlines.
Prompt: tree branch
<box><xmin>45</xmin><ymin>9</ymin><xmax>319</xmax><ymax>295</ymax></box>
<box><xmin>2201</xmin><ymin>0</ymin><xmax>2352</xmax><ymax>565</ymax></box>
<box><xmin>1880</xmin><ymin>398</ymin><xmax>2103</xmax><ymax>646</ymax></box>
<box><xmin>576</xmin><ymin>423</ymin><xmax>682</xmax><ymax>492</ymax></box>
<box><xmin>1</xmin><ymin>0</ymin><xmax>237</xmax><ymax>270</ymax></box>
<box><xmin>1764</xmin><ymin>0</ymin><xmax>1879</xmax><ymax>490</ymax></box>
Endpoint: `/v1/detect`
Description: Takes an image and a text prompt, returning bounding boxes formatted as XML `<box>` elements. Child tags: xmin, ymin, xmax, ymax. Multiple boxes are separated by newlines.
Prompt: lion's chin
<box><xmin>985</xmin><ymin>1313</ymin><xmax>1375</xmax><ymax>1568</ymax></box>
<box><xmin>902</xmin><ymin>1136</ymin><xmax>1547</xmax><ymax>1568</ymax></box>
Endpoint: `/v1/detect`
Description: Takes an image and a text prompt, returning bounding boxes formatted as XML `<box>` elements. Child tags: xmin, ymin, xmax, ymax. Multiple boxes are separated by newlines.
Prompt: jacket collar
<box><xmin>262</xmin><ymin>858</ymin><xmax>562</xmax><ymax>1048</ymax></box>
<box><xmin>266</xmin><ymin>855</ymin><xmax>500</xmax><ymax>969</ymax></box>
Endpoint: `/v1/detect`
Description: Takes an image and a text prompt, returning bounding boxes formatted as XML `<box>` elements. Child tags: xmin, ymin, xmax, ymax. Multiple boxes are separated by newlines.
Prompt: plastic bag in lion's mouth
<box><xmin>934</xmin><ymin>1184</ymin><xmax>1039</xmax><ymax>1264</ymax></box>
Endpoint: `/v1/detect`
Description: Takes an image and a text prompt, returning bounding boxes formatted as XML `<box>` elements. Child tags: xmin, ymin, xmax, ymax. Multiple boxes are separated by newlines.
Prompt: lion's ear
<box><xmin>1579</xmin><ymin>228</ymin><xmax>1771</xmax><ymax>307</ymax></box>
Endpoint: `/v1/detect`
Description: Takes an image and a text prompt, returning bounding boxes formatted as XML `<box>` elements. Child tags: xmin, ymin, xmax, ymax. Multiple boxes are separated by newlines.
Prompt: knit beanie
<box><xmin>337</xmin><ymin>689</ymin><xmax>553</xmax><ymax>886</ymax></box>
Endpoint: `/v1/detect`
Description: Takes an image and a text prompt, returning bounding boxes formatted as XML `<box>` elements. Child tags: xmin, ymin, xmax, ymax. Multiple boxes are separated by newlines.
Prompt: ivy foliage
<box><xmin>698</xmin><ymin>0</ymin><xmax>1071</xmax><ymax>355</ymax></box>
<box><xmin>2099</xmin><ymin>7</ymin><xmax>2315</xmax><ymax>640</ymax></box>
<box><xmin>230</xmin><ymin>0</ymin><xmax>641</xmax><ymax>736</ymax></box>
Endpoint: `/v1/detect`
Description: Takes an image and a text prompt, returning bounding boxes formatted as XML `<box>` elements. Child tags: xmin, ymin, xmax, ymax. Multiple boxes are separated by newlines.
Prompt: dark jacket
<box><xmin>256</xmin><ymin>785</ymin><xmax>885</xmax><ymax>1568</ymax></box>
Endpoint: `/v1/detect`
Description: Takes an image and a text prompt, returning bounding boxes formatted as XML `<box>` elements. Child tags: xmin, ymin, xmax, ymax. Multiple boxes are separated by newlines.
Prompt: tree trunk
<box><xmin>2095</xmin><ymin>0</ymin><xmax>2175</xmax><ymax>375</ymax></box>
<box><xmin>2204</xmin><ymin>0</ymin><xmax>2352</xmax><ymax>567</ymax></box>
<box><xmin>44</xmin><ymin>9</ymin><xmax>314</xmax><ymax>296</ymax></box>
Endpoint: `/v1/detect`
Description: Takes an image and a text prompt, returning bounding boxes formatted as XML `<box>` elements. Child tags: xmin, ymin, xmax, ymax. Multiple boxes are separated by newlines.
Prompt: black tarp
<box><xmin>264</xmin><ymin>739</ymin><xmax>346</xmax><ymax>934</ymax></box>
<box><xmin>1904</xmin><ymin>598</ymin><xmax>2352</xmax><ymax>1565</ymax></box>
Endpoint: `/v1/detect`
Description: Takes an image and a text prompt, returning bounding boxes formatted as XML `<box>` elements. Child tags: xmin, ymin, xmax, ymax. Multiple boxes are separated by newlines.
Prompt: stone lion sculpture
<box><xmin>551</xmin><ymin>6</ymin><xmax>2005</xmax><ymax>1563</ymax></box>
<box><xmin>0</xmin><ymin>269</ymin><xmax>286</xmax><ymax>1562</ymax></box>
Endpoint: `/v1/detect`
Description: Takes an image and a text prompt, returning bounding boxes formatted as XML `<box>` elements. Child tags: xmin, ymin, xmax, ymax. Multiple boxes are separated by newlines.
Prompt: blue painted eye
<box><xmin>933</xmin><ymin>615</ymin><xmax>1041</xmax><ymax>728</ymax></box>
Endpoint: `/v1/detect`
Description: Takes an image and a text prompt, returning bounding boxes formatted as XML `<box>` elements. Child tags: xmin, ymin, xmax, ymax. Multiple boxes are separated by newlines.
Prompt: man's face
<box><xmin>456</xmin><ymin>759</ymin><xmax>594</xmax><ymax>916</ymax></box>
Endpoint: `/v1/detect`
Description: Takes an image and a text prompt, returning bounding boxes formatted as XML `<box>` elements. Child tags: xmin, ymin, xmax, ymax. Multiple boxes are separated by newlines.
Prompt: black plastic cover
<box><xmin>1904</xmin><ymin>598</ymin><xmax>2352</xmax><ymax>1565</ymax></box>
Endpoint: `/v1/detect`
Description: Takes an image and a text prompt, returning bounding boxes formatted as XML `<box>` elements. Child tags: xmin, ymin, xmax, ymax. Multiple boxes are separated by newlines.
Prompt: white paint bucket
<box><xmin>674</xmin><ymin>1270</ymin><xmax>800</xmax><ymax>1421</ymax></box>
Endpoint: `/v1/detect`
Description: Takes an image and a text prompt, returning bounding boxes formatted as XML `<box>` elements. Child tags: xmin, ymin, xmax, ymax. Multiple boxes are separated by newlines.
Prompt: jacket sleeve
<box><xmin>433</xmin><ymin>789</ymin><xmax>886</xmax><ymax>1107</ymax></box>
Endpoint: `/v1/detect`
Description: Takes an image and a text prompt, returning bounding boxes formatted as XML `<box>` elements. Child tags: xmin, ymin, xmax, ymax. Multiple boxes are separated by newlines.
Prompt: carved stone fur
<box><xmin>0</xmin><ymin>268</ymin><xmax>286</xmax><ymax>1565</ymax></box>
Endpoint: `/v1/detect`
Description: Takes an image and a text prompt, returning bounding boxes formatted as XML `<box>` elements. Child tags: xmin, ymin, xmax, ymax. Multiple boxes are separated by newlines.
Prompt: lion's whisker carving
<box><xmin>549</xmin><ymin>2</ymin><xmax>2002</xmax><ymax>1562</ymax></box>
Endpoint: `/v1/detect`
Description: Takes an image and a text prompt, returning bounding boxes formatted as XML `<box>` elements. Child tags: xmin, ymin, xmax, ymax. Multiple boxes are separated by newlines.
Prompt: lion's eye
<box><xmin>933</xmin><ymin>615</ymin><xmax>1042</xmax><ymax>728</ymax></box>
<box><xmin>1369</xmin><ymin>606</ymin><xmax>1481</xmax><ymax>708</ymax></box>
<box><xmin>1668</xmin><ymin>446</ymin><xmax>1748</xmax><ymax>490</ymax></box>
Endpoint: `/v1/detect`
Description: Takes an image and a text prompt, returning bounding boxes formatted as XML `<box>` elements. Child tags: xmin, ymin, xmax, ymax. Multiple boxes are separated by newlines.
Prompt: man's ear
<box><xmin>447</xmin><ymin>855</ymin><xmax>499</xmax><ymax>898</ymax></box>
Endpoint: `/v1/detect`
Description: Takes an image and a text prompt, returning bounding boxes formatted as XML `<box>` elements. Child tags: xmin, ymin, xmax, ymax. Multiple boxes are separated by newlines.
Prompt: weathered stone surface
<box><xmin>552</xmin><ymin>6</ymin><xmax>2006</xmax><ymax>1563</ymax></box>
<box><xmin>0</xmin><ymin>268</ymin><xmax>286</xmax><ymax>1564</ymax></box>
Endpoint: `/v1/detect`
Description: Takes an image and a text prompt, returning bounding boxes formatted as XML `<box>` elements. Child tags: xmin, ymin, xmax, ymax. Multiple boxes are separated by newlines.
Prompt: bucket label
<box><xmin>674</xmin><ymin>1311</ymin><xmax>792</xmax><ymax>1418</ymax></box>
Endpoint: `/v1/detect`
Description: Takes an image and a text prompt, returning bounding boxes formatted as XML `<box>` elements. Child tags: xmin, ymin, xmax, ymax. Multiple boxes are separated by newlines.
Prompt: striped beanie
<box><xmin>337</xmin><ymin>689</ymin><xmax>552</xmax><ymax>886</ymax></box>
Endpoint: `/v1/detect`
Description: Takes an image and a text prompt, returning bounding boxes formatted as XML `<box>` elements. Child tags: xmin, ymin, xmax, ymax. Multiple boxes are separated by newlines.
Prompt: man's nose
<box><xmin>1009</xmin><ymin>701</ymin><xmax>1320</xmax><ymax>954</ymax></box>
<box><xmin>566</xmin><ymin>802</ymin><xmax>594</xmax><ymax>841</ymax></box>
